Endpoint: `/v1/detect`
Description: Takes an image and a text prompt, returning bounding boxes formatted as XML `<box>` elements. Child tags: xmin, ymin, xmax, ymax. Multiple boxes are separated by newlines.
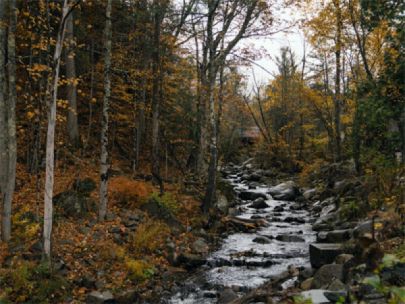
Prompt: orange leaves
<box><xmin>109</xmin><ymin>176</ymin><xmax>154</xmax><ymax>207</ymax></box>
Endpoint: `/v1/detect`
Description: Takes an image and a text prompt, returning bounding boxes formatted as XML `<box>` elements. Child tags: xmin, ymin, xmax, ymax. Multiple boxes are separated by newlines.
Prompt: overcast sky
<box><xmin>239</xmin><ymin>4</ymin><xmax>306</xmax><ymax>90</ymax></box>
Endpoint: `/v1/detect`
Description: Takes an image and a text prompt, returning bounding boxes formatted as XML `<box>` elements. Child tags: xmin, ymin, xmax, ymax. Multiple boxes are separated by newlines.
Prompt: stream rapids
<box><xmin>167</xmin><ymin>170</ymin><xmax>316</xmax><ymax>303</ymax></box>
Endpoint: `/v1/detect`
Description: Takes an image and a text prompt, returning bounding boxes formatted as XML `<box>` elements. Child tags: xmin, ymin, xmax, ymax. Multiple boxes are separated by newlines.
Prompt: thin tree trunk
<box><xmin>333</xmin><ymin>0</ymin><xmax>342</xmax><ymax>161</ymax></box>
<box><xmin>151</xmin><ymin>1</ymin><xmax>164</xmax><ymax>194</ymax></box>
<box><xmin>65</xmin><ymin>11</ymin><xmax>80</xmax><ymax>148</ymax></box>
<box><xmin>0</xmin><ymin>0</ymin><xmax>9</xmax><ymax>241</ymax></box>
<box><xmin>99</xmin><ymin>0</ymin><xmax>113</xmax><ymax>221</ymax></box>
<box><xmin>3</xmin><ymin>0</ymin><xmax>17</xmax><ymax>242</ymax></box>
<box><xmin>43</xmin><ymin>0</ymin><xmax>70</xmax><ymax>257</ymax></box>
<box><xmin>203</xmin><ymin>0</ymin><xmax>217</xmax><ymax>212</ymax></box>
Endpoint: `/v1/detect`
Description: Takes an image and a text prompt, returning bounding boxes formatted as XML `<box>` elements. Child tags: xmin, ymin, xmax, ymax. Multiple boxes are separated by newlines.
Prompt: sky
<box><xmin>239</xmin><ymin>3</ymin><xmax>306</xmax><ymax>90</ymax></box>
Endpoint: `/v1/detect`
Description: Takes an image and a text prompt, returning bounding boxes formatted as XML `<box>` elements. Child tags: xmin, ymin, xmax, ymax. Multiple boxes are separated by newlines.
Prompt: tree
<box><xmin>65</xmin><ymin>11</ymin><xmax>81</xmax><ymax>148</ymax></box>
<box><xmin>43</xmin><ymin>0</ymin><xmax>73</xmax><ymax>258</ymax></box>
<box><xmin>0</xmin><ymin>0</ymin><xmax>17</xmax><ymax>242</ymax></box>
<box><xmin>99</xmin><ymin>0</ymin><xmax>113</xmax><ymax>221</ymax></box>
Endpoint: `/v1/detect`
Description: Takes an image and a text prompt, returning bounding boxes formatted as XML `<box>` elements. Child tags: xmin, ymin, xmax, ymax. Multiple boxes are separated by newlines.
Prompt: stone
<box><xmin>312</xmin><ymin>264</ymin><xmax>344</xmax><ymax>289</ymax></box>
<box><xmin>54</xmin><ymin>190</ymin><xmax>96</xmax><ymax>217</ymax></box>
<box><xmin>73</xmin><ymin>178</ymin><xmax>97</xmax><ymax>194</ymax></box>
<box><xmin>250</xmin><ymin>197</ymin><xmax>269</xmax><ymax>209</ymax></box>
<box><xmin>320</xmin><ymin>204</ymin><xmax>337</xmax><ymax>217</ymax></box>
<box><xmin>86</xmin><ymin>291</ymin><xmax>114</xmax><ymax>304</ymax></box>
<box><xmin>177</xmin><ymin>253</ymin><xmax>206</xmax><ymax>270</ymax></box>
<box><xmin>335</xmin><ymin>254</ymin><xmax>354</xmax><ymax>265</ymax></box>
<box><xmin>301</xmin><ymin>278</ymin><xmax>314</xmax><ymax>290</ymax></box>
<box><xmin>284</xmin><ymin>217</ymin><xmax>306</xmax><ymax>224</ymax></box>
<box><xmin>299</xmin><ymin>267</ymin><xmax>314</xmax><ymax>280</ymax></box>
<box><xmin>276</xmin><ymin>234</ymin><xmax>305</xmax><ymax>242</ymax></box>
<box><xmin>324</xmin><ymin>291</ymin><xmax>347</xmax><ymax>303</ymax></box>
<box><xmin>141</xmin><ymin>199</ymin><xmax>184</xmax><ymax>232</ymax></box>
<box><xmin>316</xmin><ymin>229</ymin><xmax>352</xmax><ymax>243</ymax></box>
<box><xmin>310</xmin><ymin>243</ymin><xmax>344</xmax><ymax>268</ymax></box>
<box><xmin>218</xmin><ymin>288</ymin><xmax>238</xmax><ymax>304</ymax></box>
<box><xmin>273</xmin><ymin>206</ymin><xmax>284</xmax><ymax>212</ymax></box>
<box><xmin>191</xmin><ymin>238</ymin><xmax>209</xmax><ymax>254</ymax></box>
<box><xmin>327</xmin><ymin>278</ymin><xmax>346</xmax><ymax>291</ymax></box>
<box><xmin>253</xmin><ymin>236</ymin><xmax>272</xmax><ymax>244</ymax></box>
<box><xmin>303</xmin><ymin>188</ymin><xmax>317</xmax><ymax>200</ymax></box>
<box><xmin>268</xmin><ymin>181</ymin><xmax>300</xmax><ymax>201</ymax></box>
<box><xmin>353</xmin><ymin>220</ymin><xmax>382</xmax><ymax>238</ymax></box>
<box><xmin>380</xmin><ymin>262</ymin><xmax>405</xmax><ymax>286</ymax></box>
<box><xmin>238</xmin><ymin>191</ymin><xmax>267</xmax><ymax>201</ymax></box>
<box><xmin>300</xmin><ymin>290</ymin><xmax>330</xmax><ymax>304</ymax></box>
<box><xmin>115</xmin><ymin>289</ymin><xmax>139</xmax><ymax>304</ymax></box>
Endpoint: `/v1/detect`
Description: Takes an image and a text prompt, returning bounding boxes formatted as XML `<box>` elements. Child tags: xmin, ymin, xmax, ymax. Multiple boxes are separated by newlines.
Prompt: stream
<box><xmin>167</xmin><ymin>170</ymin><xmax>317</xmax><ymax>303</ymax></box>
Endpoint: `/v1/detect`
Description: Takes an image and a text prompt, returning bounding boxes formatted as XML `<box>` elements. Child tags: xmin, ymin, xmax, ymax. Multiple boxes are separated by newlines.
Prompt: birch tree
<box><xmin>43</xmin><ymin>0</ymin><xmax>72</xmax><ymax>258</ymax></box>
<box><xmin>99</xmin><ymin>0</ymin><xmax>113</xmax><ymax>221</ymax></box>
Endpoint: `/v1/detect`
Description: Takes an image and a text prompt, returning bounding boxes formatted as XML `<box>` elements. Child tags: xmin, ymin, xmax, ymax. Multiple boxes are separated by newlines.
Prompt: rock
<box><xmin>276</xmin><ymin>234</ymin><xmax>305</xmax><ymax>242</ymax></box>
<box><xmin>177</xmin><ymin>253</ymin><xmax>206</xmax><ymax>270</ymax></box>
<box><xmin>216</xmin><ymin>193</ymin><xmax>229</xmax><ymax>214</ymax></box>
<box><xmin>115</xmin><ymin>289</ymin><xmax>138</xmax><ymax>304</ymax></box>
<box><xmin>300</xmin><ymin>290</ymin><xmax>330</xmax><ymax>304</ymax></box>
<box><xmin>317</xmin><ymin>229</ymin><xmax>352</xmax><ymax>243</ymax></box>
<box><xmin>284</xmin><ymin>217</ymin><xmax>305</xmax><ymax>224</ymax></box>
<box><xmin>312</xmin><ymin>264</ymin><xmax>344</xmax><ymax>289</ymax></box>
<box><xmin>301</xmin><ymin>278</ymin><xmax>314</xmax><ymax>290</ymax></box>
<box><xmin>324</xmin><ymin>291</ymin><xmax>347</xmax><ymax>302</ymax></box>
<box><xmin>310</xmin><ymin>243</ymin><xmax>344</xmax><ymax>268</ymax></box>
<box><xmin>268</xmin><ymin>181</ymin><xmax>300</xmax><ymax>201</ymax></box>
<box><xmin>273</xmin><ymin>206</ymin><xmax>284</xmax><ymax>212</ymax></box>
<box><xmin>73</xmin><ymin>178</ymin><xmax>97</xmax><ymax>194</ymax></box>
<box><xmin>218</xmin><ymin>288</ymin><xmax>238</xmax><ymax>303</ymax></box>
<box><xmin>238</xmin><ymin>191</ymin><xmax>267</xmax><ymax>201</ymax></box>
<box><xmin>335</xmin><ymin>254</ymin><xmax>354</xmax><ymax>265</ymax></box>
<box><xmin>245</xmin><ymin>173</ymin><xmax>262</xmax><ymax>182</ymax></box>
<box><xmin>380</xmin><ymin>262</ymin><xmax>405</xmax><ymax>286</ymax></box>
<box><xmin>253</xmin><ymin>236</ymin><xmax>272</xmax><ymax>244</ymax></box>
<box><xmin>141</xmin><ymin>199</ymin><xmax>184</xmax><ymax>232</ymax></box>
<box><xmin>191</xmin><ymin>238</ymin><xmax>209</xmax><ymax>254</ymax></box>
<box><xmin>353</xmin><ymin>220</ymin><xmax>382</xmax><ymax>238</ymax></box>
<box><xmin>54</xmin><ymin>190</ymin><xmax>96</xmax><ymax>217</ymax></box>
<box><xmin>299</xmin><ymin>267</ymin><xmax>314</xmax><ymax>280</ymax></box>
<box><xmin>303</xmin><ymin>188</ymin><xmax>317</xmax><ymax>200</ymax></box>
<box><xmin>327</xmin><ymin>278</ymin><xmax>346</xmax><ymax>291</ymax></box>
<box><xmin>320</xmin><ymin>204</ymin><xmax>337</xmax><ymax>217</ymax></box>
<box><xmin>250</xmin><ymin>198</ymin><xmax>269</xmax><ymax>209</ymax></box>
<box><xmin>86</xmin><ymin>291</ymin><xmax>114</xmax><ymax>304</ymax></box>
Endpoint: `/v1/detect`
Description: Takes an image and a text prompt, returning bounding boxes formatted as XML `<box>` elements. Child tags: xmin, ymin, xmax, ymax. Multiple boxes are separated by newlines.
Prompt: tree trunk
<box><xmin>43</xmin><ymin>0</ymin><xmax>70</xmax><ymax>258</ymax></box>
<box><xmin>65</xmin><ymin>11</ymin><xmax>80</xmax><ymax>148</ymax></box>
<box><xmin>3</xmin><ymin>0</ymin><xmax>17</xmax><ymax>242</ymax></box>
<box><xmin>151</xmin><ymin>1</ymin><xmax>165</xmax><ymax>194</ymax></box>
<box><xmin>99</xmin><ymin>0</ymin><xmax>113</xmax><ymax>221</ymax></box>
<box><xmin>333</xmin><ymin>0</ymin><xmax>342</xmax><ymax>161</ymax></box>
<box><xmin>202</xmin><ymin>0</ymin><xmax>217</xmax><ymax>212</ymax></box>
<box><xmin>0</xmin><ymin>0</ymin><xmax>9</xmax><ymax>241</ymax></box>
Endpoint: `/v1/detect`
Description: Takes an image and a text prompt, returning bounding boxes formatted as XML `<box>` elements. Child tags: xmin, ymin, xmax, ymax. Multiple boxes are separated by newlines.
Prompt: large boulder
<box><xmin>317</xmin><ymin>229</ymin><xmax>352</xmax><ymax>243</ymax></box>
<box><xmin>312</xmin><ymin>264</ymin><xmax>344</xmax><ymax>289</ymax></box>
<box><xmin>250</xmin><ymin>197</ymin><xmax>269</xmax><ymax>209</ymax></box>
<box><xmin>177</xmin><ymin>253</ymin><xmax>206</xmax><ymax>270</ymax></box>
<box><xmin>303</xmin><ymin>188</ymin><xmax>317</xmax><ymax>200</ymax></box>
<box><xmin>310</xmin><ymin>243</ymin><xmax>344</xmax><ymax>268</ymax></box>
<box><xmin>238</xmin><ymin>191</ymin><xmax>267</xmax><ymax>201</ymax></box>
<box><xmin>54</xmin><ymin>178</ymin><xmax>97</xmax><ymax>217</ymax></box>
<box><xmin>268</xmin><ymin>181</ymin><xmax>300</xmax><ymax>201</ymax></box>
<box><xmin>300</xmin><ymin>290</ymin><xmax>331</xmax><ymax>304</ymax></box>
<box><xmin>141</xmin><ymin>199</ymin><xmax>184</xmax><ymax>232</ymax></box>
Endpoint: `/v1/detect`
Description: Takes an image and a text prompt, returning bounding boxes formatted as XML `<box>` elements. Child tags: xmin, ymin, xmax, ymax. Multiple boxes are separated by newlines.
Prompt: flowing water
<box><xmin>167</xmin><ymin>172</ymin><xmax>316</xmax><ymax>303</ymax></box>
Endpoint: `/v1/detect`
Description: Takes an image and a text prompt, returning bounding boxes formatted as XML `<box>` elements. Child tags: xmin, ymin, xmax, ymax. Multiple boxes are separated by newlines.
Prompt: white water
<box><xmin>168</xmin><ymin>174</ymin><xmax>316</xmax><ymax>303</ymax></box>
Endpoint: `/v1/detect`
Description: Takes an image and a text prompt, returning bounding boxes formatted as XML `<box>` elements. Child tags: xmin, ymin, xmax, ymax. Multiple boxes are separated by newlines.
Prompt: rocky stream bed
<box><xmin>166</xmin><ymin>163</ymin><xmax>316</xmax><ymax>303</ymax></box>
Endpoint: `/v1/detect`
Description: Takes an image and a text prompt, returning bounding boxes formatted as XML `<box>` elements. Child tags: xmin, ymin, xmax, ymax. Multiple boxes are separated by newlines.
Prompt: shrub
<box><xmin>131</xmin><ymin>220</ymin><xmax>169</xmax><ymax>254</ymax></box>
<box><xmin>148</xmin><ymin>192</ymin><xmax>179</xmax><ymax>214</ymax></box>
<box><xmin>110</xmin><ymin>176</ymin><xmax>153</xmax><ymax>206</ymax></box>
<box><xmin>125</xmin><ymin>259</ymin><xmax>155</xmax><ymax>282</ymax></box>
<box><xmin>339</xmin><ymin>199</ymin><xmax>363</xmax><ymax>220</ymax></box>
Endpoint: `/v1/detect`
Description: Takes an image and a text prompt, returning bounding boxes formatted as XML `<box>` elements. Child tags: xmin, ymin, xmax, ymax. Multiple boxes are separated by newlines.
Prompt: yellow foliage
<box><xmin>131</xmin><ymin>220</ymin><xmax>169</xmax><ymax>254</ymax></box>
<box><xmin>110</xmin><ymin>176</ymin><xmax>153</xmax><ymax>206</ymax></box>
<box><xmin>125</xmin><ymin>259</ymin><xmax>154</xmax><ymax>281</ymax></box>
